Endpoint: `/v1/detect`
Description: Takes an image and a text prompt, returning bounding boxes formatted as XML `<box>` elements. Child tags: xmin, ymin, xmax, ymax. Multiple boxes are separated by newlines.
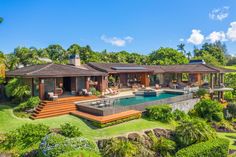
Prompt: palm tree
<box><xmin>177</xmin><ymin>43</ymin><xmax>186</xmax><ymax>55</ymax></box>
<box><xmin>175</xmin><ymin>119</ymin><xmax>216</xmax><ymax>147</ymax></box>
<box><xmin>0</xmin><ymin>17</ymin><xmax>3</xmax><ymax>24</ymax></box>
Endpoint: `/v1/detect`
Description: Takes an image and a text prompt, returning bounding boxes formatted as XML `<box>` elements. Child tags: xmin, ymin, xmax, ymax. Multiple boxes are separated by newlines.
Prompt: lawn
<box><xmin>218</xmin><ymin>132</ymin><xmax>236</xmax><ymax>150</ymax></box>
<box><xmin>0</xmin><ymin>103</ymin><xmax>173</xmax><ymax>139</ymax></box>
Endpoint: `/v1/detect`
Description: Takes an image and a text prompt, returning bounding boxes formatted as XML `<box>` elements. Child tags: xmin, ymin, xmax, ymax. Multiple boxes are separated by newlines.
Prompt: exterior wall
<box><xmin>140</xmin><ymin>73</ymin><xmax>150</xmax><ymax>87</ymax></box>
<box><xmin>70</xmin><ymin>77</ymin><xmax>76</xmax><ymax>91</ymax></box>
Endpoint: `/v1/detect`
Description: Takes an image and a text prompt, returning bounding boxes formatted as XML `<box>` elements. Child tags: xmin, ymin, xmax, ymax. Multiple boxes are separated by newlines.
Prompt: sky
<box><xmin>0</xmin><ymin>0</ymin><xmax>236</xmax><ymax>55</ymax></box>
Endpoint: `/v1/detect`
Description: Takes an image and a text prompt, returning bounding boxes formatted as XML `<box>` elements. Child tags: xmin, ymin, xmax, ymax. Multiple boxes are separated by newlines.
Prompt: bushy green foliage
<box><xmin>58</xmin><ymin>149</ymin><xmax>101</xmax><ymax>157</ymax></box>
<box><xmin>39</xmin><ymin>133</ymin><xmax>98</xmax><ymax>157</ymax></box>
<box><xmin>149</xmin><ymin>47</ymin><xmax>188</xmax><ymax>65</ymax></box>
<box><xmin>194</xmin><ymin>99</ymin><xmax>223</xmax><ymax>122</ymax></box>
<box><xmin>101</xmin><ymin>138</ymin><xmax>139</xmax><ymax>157</ymax></box>
<box><xmin>146</xmin><ymin>104</ymin><xmax>173</xmax><ymax>122</ymax></box>
<box><xmin>175</xmin><ymin>138</ymin><xmax>229</xmax><ymax>157</ymax></box>
<box><xmin>224</xmin><ymin>73</ymin><xmax>236</xmax><ymax>95</ymax></box>
<box><xmin>5</xmin><ymin>78</ymin><xmax>31</xmax><ymax>103</ymax></box>
<box><xmin>195</xmin><ymin>88</ymin><xmax>207</xmax><ymax>98</ymax></box>
<box><xmin>175</xmin><ymin>119</ymin><xmax>217</xmax><ymax>147</ymax></box>
<box><xmin>1</xmin><ymin>123</ymin><xmax>50</xmax><ymax>150</ymax></box>
<box><xmin>89</xmin><ymin>87</ymin><xmax>101</xmax><ymax>96</ymax></box>
<box><xmin>224</xmin><ymin>91</ymin><xmax>234</xmax><ymax>101</ymax></box>
<box><xmin>60</xmin><ymin>123</ymin><xmax>82</xmax><ymax>138</ymax></box>
<box><xmin>14</xmin><ymin>96</ymin><xmax>40</xmax><ymax>111</ymax></box>
<box><xmin>172</xmin><ymin>109</ymin><xmax>190</xmax><ymax>121</ymax></box>
<box><xmin>226</xmin><ymin>103</ymin><xmax>236</xmax><ymax>119</ymax></box>
<box><xmin>147</xmin><ymin>131</ymin><xmax>176</xmax><ymax>156</ymax></box>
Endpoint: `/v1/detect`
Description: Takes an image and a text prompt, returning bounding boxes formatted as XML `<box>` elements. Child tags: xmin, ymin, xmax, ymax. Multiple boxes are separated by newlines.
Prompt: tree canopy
<box><xmin>149</xmin><ymin>47</ymin><xmax>188</xmax><ymax>65</ymax></box>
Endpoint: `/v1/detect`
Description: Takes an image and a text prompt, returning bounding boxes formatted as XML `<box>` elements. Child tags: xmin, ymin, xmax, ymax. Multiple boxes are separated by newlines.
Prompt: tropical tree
<box><xmin>0</xmin><ymin>17</ymin><xmax>3</xmax><ymax>23</ymax></box>
<box><xmin>5</xmin><ymin>78</ymin><xmax>31</xmax><ymax>102</ymax></box>
<box><xmin>175</xmin><ymin>119</ymin><xmax>217</xmax><ymax>147</ymax></box>
<box><xmin>67</xmin><ymin>44</ymin><xmax>81</xmax><ymax>55</ymax></box>
<box><xmin>194</xmin><ymin>41</ymin><xmax>226</xmax><ymax>65</ymax></box>
<box><xmin>149</xmin><ymin>47</ymin><xmax>188</xmax><ymax>65</ymax></box>
<box><xmin>44</xmin><ymin>44</ymin><xmax>68</xmax><ymax>64</ymax></box>
<box><xmin>4</xmin><ymin>54</ymin><xmax>20</xmax><ymax>70</ymax></box>
<box><xmin>177</xmin><ymin>43</ymin><xmax>186</xmax><ymax>55</ymax></box>
<box><xmin>102</xmin><ymin>138</ymin><xmax>138</xmax><ymax>157</ymax></box>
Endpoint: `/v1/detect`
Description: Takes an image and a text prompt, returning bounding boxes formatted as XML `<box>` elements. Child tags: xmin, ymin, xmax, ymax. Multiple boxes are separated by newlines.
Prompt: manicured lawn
<box><xmin>0</xmin><ymin>103</ymin><xmax>173</xmax><ymax>139</ymax></box>
<box><xmin>217</xmin><ymin>132</ymin><xmax>236</xmax><ymax>150</ymax></box>
<box><xmin>224</xmin><ymin>65</ymin><xmax>236</xmax><ymax>70</ymax></box>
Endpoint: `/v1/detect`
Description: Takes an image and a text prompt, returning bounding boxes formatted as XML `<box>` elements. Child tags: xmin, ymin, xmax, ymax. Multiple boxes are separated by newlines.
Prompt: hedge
<box><xmin>175</xmin><ymin>138</ymin><xmax>230</xmax><ymax>157</ymax></box>
<box><xmin>146</xmin><ymin>104</ymin><xmax>173</xmax><ymax>122</ymax></box>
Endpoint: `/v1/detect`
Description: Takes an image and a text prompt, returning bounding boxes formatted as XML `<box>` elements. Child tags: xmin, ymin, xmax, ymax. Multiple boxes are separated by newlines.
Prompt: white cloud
<box><xmin>101</xmin><ymin>35</ymin><xmax>134</xmax><ymax>47</ymax></box>
<box><xmin>124</xmin><ymin>36</ymin><xmax>134</xmax><ymax>43</ymax></box>
<box><xmin>187</xmin><ymin>29</ymin><xmax>204</xmax><ymax>45</ymax></box>
<box><xmin>179</xmin><ymin>38</ymin><xmax>184</xmax><ymax>42</ymax></box>
<box><xmin>209</xmin><ymin>6</ymin><xmax>229</xmax><ymax>21</ymax></box>
<box><xmin>227</xmin><ymin>21</ymin><xmax>236</xmax><ymax>41</ymax></box>
<box><xmin>207</xmin><ymin>31</ymin><xmax>226</xmax><ymax>43</ymax></box>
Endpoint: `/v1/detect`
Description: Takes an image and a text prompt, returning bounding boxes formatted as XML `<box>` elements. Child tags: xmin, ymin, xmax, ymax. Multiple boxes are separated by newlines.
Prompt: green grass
<box><xmin>0</xmin><ymin>103</ymin><xmax>173</xmax><ymax>139</ymax></box>
<box><xmin>224</xmin><ymin>65</ymin><xmax>236</xmax><ymax>70</ymax></box>
<box><xmin>217</xmin><ymin>132</ymin><xmax>236</xmax><ymax>150</ymax></box>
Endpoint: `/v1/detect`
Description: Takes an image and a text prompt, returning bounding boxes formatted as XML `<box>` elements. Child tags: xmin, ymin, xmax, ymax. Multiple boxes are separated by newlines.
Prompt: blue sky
<box><xmin>0</xmin><ymin>0</ymin><xmax>236</xmax><ymax>55</ymax></box>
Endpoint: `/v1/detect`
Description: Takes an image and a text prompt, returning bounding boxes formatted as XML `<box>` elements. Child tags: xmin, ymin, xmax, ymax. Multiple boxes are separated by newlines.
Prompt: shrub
<box><xmin>58</xmin><ymin>149</ymin><xmax>101</xmax><ymax>157</ymax></box>
<box><xmin>147</xmin><ymin>131</ymin><xmax>176</xmax><ymax>156</ymax></box>
<box><xmin>5</xmin><ymin>78</ymin><xmax>31</xmax><ymax>103</ymax></box>
<box><xmin>175</xmin><ymin>119</ymin><xmax>216</xmax><ymax>147</ymax></box>
<box><xmin>60</xmin><ymin>123</ymin><xmax>82</xmax><ymax>138</ymax></box>
<box><xmin>195</xmin><ymin>88</ymin><xmax>207</xmax><ymax>98</ymax></box>
<box><xmin>39</xmin><ymin>133</ymin><xmax>98</xmax><ymax>157</ymax></box>
<box><xmin>175</xmin><ymin>138</ymin><xmax>230</xmax><ymax>157</ymax></box>
<box><xmin>224</xmin><ymin>91</ymin><xmax>234</xmax><ymax>101</ymax></box>
<box><xmin>172</xmin><ymin>109</ymin><xmax>190</xmax><ymax>121</ymax></box>
<box><xmin>146</xmin><ymin>104</ymin><xmax>173</xmax><ymax>122</ymax></box>
<box><xmin>1</xmin><ymin>123</ymin><xmax>50</xmax><ymax>150</ymax></box>
<box><xmin>14</xmin><ymin>96</ymin><xmax>40</xmax><ymax>112</ymax></box>
<box><xmin>101</xmin><ymin>138</ymin><xmax>138</xmax><ymax>157</ymax></box>
<box><xmin>194</xmin><ymin>99</ymin><xmax>223</xmax><ymax>122</ymax></box>
<box><xmin>89</xmin><ymin>87</ymin><xmax>101</xmax><ymax>96</ymax></box>
<box><xmin>226</xmin><ymin>103</ymin><xmax>236</xmax><ymax>119</ymax></box>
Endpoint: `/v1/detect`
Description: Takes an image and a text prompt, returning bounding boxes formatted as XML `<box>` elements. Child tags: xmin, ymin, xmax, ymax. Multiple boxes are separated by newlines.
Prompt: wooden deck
<box><xmin>31</xmin><ymin>96</ymin><xmax>98</xmax><ymax>119</ymax></box>
<box><xmin>70</xmin><ymin>110</ymin><xmax>142</xmax><ymax>124</ymax></box>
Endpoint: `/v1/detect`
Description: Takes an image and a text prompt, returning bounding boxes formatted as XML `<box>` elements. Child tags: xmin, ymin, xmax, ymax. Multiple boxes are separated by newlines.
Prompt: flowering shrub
<box><xmin>39</xmin><ymin>133</ymin><xmax>98</xmax><ymax>157</ymax></box>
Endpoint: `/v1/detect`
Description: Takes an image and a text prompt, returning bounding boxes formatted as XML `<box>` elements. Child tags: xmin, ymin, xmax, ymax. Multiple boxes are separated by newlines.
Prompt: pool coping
<box><xmin>76</xmin><ymin>91</ymin><xmax>193</xmax><ymax>116</ymax></box>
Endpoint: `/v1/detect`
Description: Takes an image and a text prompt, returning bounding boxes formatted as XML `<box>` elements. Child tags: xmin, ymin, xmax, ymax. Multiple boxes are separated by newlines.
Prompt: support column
<box><xmin>85</xmin><ymin>76</ymin><xmax>90</xmax><ymax>90</ymax></box>
<box><xmin>39</xmin><ymin>78</ymin><xmax>45</xmax><ymax>100</ymax></box>
<box><xmin>32</xmin><ymin>78</ymin><xmax>34</xmax><ymax>96</ymax></box>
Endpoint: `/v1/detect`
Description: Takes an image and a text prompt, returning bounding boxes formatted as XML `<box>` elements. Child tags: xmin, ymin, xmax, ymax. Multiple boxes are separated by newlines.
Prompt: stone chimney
<box><xmin>69</xmin><ymin>54</ymin><xmax>81</xmax><ymax>66</ymax></box>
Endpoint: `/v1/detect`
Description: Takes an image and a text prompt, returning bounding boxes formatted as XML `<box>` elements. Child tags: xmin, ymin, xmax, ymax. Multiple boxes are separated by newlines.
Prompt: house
<box><xmin>6</xmin><ymin>55</ymin><xmax>107</xmax><ymax>100</ymax></box>
<box><xmin>6</xmin><ymin>57</ymin><xmax>236</xmax><ymax>100</ymax></box>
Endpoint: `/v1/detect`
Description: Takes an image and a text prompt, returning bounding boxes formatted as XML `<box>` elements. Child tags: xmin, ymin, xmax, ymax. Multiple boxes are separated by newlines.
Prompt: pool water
<box><xmin>114</xmin><ymin>92</ymin><xmax>182</xmax><ymax>106</ymax></box>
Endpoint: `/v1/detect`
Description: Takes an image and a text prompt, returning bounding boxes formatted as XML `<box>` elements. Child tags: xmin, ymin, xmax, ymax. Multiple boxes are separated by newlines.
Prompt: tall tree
<box><xmin>67</xmin><ymin>44</ymin><xmax>81</xmax><ymax>55</ymax></box>
<box><xmin>194</xmin><ymin>41</ymin><xmax>227</xmax><ymax>65</ymax></box>
<box><xmin>44</xmin><ymin>44</ymin><xmax>67</xmax><ymax>64</ymax></box>
<box><xmin>177</xmin><ymin>43</ymin><xmax>186</xmax><ymax>55</ymax></box>
<box><xmin>0</xmin><ymin>17</ymin><xmax>3</xmax><ymax>24</ymax></box>
<box><xmin>149</xmin><ymin>47</ymin><xmax>188</xmax><ymax>65</ymax></box>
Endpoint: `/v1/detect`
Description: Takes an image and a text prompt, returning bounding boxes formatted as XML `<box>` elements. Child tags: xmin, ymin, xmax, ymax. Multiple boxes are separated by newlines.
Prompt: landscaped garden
<box><xmin>2</xmin><ymin>94</ymin><xmax>236</xmax><ymax>156</ymax></box>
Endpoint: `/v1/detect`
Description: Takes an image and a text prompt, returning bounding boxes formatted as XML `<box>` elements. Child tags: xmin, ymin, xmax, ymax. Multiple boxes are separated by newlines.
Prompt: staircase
<box><xmin>30</xmin><ymin>96</ymin><xmax>98</xmax><ymax>119</ymax></box>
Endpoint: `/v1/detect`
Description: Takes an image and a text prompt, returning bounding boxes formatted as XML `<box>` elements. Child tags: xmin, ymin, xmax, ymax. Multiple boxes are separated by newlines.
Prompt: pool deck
<box><xmin>70</xmin><ymin>110</ymin><xmax>142</xmax><ymax>124</ymax></box>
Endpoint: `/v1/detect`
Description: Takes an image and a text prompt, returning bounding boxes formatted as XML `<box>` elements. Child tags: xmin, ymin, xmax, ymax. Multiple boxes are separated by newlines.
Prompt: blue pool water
<box><xmin>114</xmin><ymin>92</ymin><xmax>182</xmax><ymax>106</ymax></box>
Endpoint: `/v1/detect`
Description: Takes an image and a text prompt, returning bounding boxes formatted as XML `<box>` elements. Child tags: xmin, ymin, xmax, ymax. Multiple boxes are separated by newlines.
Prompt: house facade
<box><xmin>6</xmin><ymin>56</ymin><xmax>235</xmax><ymax>100</ymax></box>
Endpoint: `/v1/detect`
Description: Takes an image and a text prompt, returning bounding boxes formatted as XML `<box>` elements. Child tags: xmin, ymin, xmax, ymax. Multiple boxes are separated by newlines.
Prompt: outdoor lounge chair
<box><xmin>155</xmin><ymin>84</ymin><xmax>161</xmax><ymax>90</ymax></box>
<box><xmin>82</xmin><ymin>89</ymin><xmax>92</xmax><ymax>96</ymax></box>
<box><xmin>47</xmin><ymin>92</ymin><xmax>58</xmax><ymax>101</ymax></box>
<box><xmin>108</xmin><ymin>88</ymin><xmax>119</xmax><ymax>95</ymax></box>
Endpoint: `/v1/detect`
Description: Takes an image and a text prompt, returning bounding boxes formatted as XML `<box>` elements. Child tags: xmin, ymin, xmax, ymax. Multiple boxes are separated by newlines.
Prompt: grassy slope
<box><xmin>224</xmin><ymin>65</ymin><xmax>236</xmax><ymax>70</ymax></box>
<box><xmin>0</xmin><ymin>104</ymin><xmax>173</xmax><ymax>139</ymax></box>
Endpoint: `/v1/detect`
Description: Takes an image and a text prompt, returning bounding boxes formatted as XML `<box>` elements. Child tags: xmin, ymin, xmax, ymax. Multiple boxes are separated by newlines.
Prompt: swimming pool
<box><xmin>114</xmin><ymin>92</ymin><xmax>182</xmax><ymax>106</ymax></box>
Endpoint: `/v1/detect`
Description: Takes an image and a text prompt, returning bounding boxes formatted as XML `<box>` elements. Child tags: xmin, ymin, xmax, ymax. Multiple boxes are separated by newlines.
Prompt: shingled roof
<box><xmin>145</xmin><ymin>64</ymin><xmax>236</xmax><ymax>74</ymax></box>
<box><xmin>6</xmin><ymin>63</ymin><xmax>106</xmax><ymax>78</ymax></box>
<box><xmin>87</xmin><ymin>62</ymin><xmax>154</xmax><ymax>73</ymax></box>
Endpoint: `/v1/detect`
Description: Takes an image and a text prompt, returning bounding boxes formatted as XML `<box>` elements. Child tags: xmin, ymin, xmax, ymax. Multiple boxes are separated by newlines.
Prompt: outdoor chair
<box><xmin>109</xmin><ymin>88</ymin><xmax>119</xmax><ymax>95</ymax></box>
<box><xmin>155</xmin><ymin>84</ymin><xmax>161</xmax><ymax>90</ymax></box>
<box><xmin>47</xmin><ymin>92</ymin><xmax>58</xmax><ymax>101</ymax></box>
